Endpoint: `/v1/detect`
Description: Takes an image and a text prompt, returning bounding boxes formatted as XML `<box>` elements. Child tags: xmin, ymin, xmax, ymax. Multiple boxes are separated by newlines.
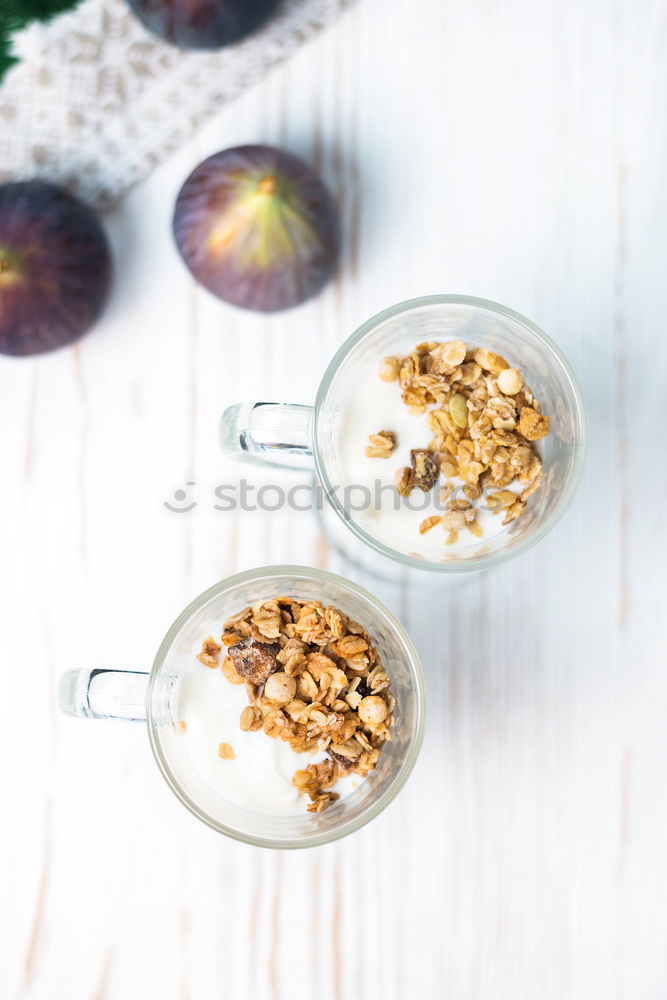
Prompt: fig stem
<box><xmin>0</xmin><ymin>247</ymin><xmax>19</xmax><ymax>276</ymax></box>
<box><xmin>257</xmin><ymin>175</ymin><xmax>279</xmax><ymax>196</ymax></box>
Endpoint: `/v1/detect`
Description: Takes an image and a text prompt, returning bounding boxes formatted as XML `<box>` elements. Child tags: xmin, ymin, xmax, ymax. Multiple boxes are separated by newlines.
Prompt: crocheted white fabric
<box><xmin>0</xmin><ymin>0</ymin><xmax>356</xmax><ymax>209</ymax></box>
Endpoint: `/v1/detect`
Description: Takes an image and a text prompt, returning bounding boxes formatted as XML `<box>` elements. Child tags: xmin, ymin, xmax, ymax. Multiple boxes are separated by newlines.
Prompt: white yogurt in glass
<box><xmin>177</xmin><ymin>664</ymin><xmax>360</xmax><ymax>817</ymax></box>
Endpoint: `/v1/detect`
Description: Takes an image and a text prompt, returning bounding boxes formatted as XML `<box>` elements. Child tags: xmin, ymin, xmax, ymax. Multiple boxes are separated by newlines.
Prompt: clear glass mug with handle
<box><xmin>59</xmin><ymin>566</ymin><xmax>426</xmax><ymax>849</ymax></box>
<box><xmin>220</xmin><ymin>295</ymin><xmax>587</xmax><ymax>573</ymax></box>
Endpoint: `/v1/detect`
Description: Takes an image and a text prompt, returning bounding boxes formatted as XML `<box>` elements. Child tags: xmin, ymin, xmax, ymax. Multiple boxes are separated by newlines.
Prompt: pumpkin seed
<box><xmin>449</xmin><ymin>392</ymin><xmax>469</xmax><ymax>428</ymax></box>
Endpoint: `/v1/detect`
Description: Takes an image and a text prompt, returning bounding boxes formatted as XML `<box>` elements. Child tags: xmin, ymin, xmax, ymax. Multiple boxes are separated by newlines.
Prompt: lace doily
<box><xmin>0</xmin><ymin>0</ymin><xmax>356</xmax><ymax>210</ymax></box>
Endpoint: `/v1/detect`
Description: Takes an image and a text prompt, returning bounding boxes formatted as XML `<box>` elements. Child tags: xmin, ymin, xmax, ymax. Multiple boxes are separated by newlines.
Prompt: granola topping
<box><xmin>362</xmin><ymin>339</ymin><xmax>550</xmax><ymax>546</ymax></box>
<box><xmin>193</xmin><ymin>598</ymin><xmax>393</xmax><ymax>814</ymax></box>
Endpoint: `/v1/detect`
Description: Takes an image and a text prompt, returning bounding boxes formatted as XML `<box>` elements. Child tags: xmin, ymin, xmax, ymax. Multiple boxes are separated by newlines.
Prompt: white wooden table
<box><xmin>2</xmin><ymin>0</ymin><xmax>666</xmax><ymax>997</ymax></box>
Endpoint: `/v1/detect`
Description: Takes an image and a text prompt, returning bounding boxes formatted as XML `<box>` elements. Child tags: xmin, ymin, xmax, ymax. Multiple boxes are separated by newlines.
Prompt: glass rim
<box><xmin>313</xmin><ymin>293</ymin><xmax>587</xmax><ymax>574</ymax></box>
<box><xmin>146</xmin><ymin>564</ymin><xmax>427</xmax><ymax>849</ymax></box>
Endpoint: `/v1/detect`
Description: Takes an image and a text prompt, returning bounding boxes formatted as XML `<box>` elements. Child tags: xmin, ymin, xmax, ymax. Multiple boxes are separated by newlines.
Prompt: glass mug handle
<box><xmin>219</xmin><ymin>402</ymin><xmax>314</xmax><ymax>470</ymax></box>
<box><xmin>58</xmin><ymin>668</ymin><xmax>149</xmax><ymax>722</ymax></box>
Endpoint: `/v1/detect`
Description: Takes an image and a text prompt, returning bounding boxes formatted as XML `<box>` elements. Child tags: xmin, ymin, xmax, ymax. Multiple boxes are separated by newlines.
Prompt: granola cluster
<box><xmin>196</xmin><ymin>598</ymin><xmax>393</xmax><ymax>814</ymax></box>
<box><xmin>369</xmin><ymin>340</ymin><xmax>550</xmax><ymax>544</ymax></box>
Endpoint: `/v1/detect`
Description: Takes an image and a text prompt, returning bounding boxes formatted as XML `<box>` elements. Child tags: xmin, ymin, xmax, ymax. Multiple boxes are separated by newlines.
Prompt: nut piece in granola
<box><xmin>358</xmin><ymin>695</ymin><xmax>389</xmax><ymax>725</ymax></box>
<box><xmin>497</xmin><ymin>367</ymin><xmax>524</xmax><ymax>395</ymax></box>
<box><xmin>228</xmin><ymin>637</ymin><xmax>280</xmax><ymax>686</ymax></box>
<box><xmin>217</xmin><ymin>742</ymin><xmax>235</xmax><ymax>760</ymax></box>
<box><xmin>410</xmin><ymin>448</ymin><xmax>439</xmax><ymax>491</ymax></box>
<box><xmin>264</xmin><ymin>671</ymin><xmax>297</xmax><ymax>705</ymax></box>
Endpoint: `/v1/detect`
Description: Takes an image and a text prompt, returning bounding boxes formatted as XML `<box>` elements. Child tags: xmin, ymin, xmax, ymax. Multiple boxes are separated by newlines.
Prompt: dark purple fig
<box><xmin>173</xmin><ymin>145</ymin><xmax>340</xmax><ymax>313</ymax></box>
<box><xmin>0</xmin><ymin>181</ymin><xmax>112</xmax><ymax>358</ymax></box>
<box><xmin>126</xmin><ymin>0</ymin><xmax>282</xmax><ymax>49</ymax></box>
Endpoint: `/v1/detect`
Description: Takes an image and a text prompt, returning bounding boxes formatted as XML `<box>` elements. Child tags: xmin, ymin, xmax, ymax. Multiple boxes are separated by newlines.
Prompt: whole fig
<box><xmin>0</xmin><ymin>181</ymin><xmax>112</xmax><ymax>358</ymax></box>
<box><xmin>173</xmin><ymin>145</ymin><xmax>340</xmax><ymax>312</ymax></box>
<box><xmin>126</xmin><ymin>0</ymin><xmax>282</xmax><ymax>49</ymax></box>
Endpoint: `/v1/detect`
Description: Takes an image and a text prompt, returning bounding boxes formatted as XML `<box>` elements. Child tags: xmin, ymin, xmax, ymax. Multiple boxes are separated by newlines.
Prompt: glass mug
<box><xmin>58</xmin><ymin>566</ymin><xmax>426</xmax><ymax>849</ymax></box>
<box><xmin>220</xmin><ymin>295</ymin><xmax>586</xmax><ymax>573</ymax></box>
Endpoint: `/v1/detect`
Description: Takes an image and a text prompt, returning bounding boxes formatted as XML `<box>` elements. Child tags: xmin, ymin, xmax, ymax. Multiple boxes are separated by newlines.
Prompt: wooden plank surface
<box><xmin>2</xmin><ymin>0</ymin><xmax>666</xmax><ymax>997</ymax></box>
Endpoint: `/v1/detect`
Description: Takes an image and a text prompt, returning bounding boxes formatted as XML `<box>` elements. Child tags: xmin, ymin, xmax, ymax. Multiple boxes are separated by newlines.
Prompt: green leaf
<box><xmin>0</xmin><ymin>0</ymin><xmax>84</xmax><ymax>79</ymax></box>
